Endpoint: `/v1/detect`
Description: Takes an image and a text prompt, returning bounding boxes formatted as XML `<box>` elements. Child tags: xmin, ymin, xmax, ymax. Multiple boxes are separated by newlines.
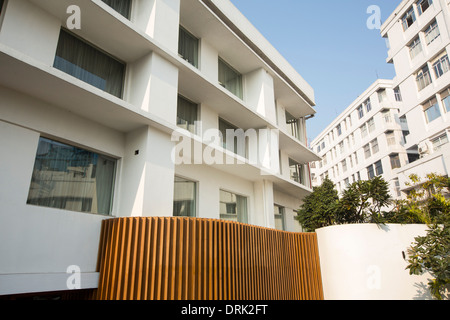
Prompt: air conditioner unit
<box><xmin>418</xmin><ymin>141</ymin><xmax>432</xmax><ymax>155</ymax></box>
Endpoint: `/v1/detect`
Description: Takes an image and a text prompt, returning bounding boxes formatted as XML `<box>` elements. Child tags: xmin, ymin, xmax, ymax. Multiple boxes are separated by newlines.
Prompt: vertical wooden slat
<box><xmin>95</xmin><ymin>217</ymin><xmax>323</xmax><ymax>301</ymax></box>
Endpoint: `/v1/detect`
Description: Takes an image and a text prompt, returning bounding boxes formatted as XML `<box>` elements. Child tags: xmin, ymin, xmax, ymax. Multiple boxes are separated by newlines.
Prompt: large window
<box><xmin>179</xmin><ymin>26</ymin><xmax>199</xmax><ymax>68</ymax></box>
<box><xmin>432</xmin><ymin>53</ymin><xmax>450</xmax><ymax>79</ymax></box>
<box><xmin>371</xmin><ymin>138</ymin><xmax>379</xmax><ymax>154</ymax></box>
<box><xmin>440</xmin><ymin>88</ymin><xmax>450</xmax><ymax>112</ymax></box>
<box><xmin>286</xmin><ymin>111</ymin><xmax>300</xmax><ymax>140</ymax></box>
<box><xmin>394</xmin><ymin>87</ymin><xmax>403</xmax><ymax>102</ymax></box>
<box><xmin>374</xmin><ymin>160</ymin><xmax>383</xmax><ymax>176</ymax></box>
<box><xmin>402</xmin><ymin>7</ymin><xmax>416</xmax><ymax>31</ymax></box>
<box><xmin>220</xmin><ymin>190</ymin><xmax>248</xmax><ymax>223</ymax></box>
<box><xmin>423</xmin><ymin>98</ymin><xmax>441</xmax><ymax>123</ymax></box>
<box><xmin>417</xmin><ymin>0</ymin><xmax>433</xmax><ymax>15</ymax></box>
<box><xmin>218</xmin><ymin>58</ymin><xmax>243</xmax><ymax>99</ymax></box>
<box><xmin>357</xmin><ymin>105</ymin><xmax>364</xmax><ymax>119</ymax></box>
<box><xmin>425</xmin><ymin>20</ymin><xmax>440</xmax><ymax>45</ymax></box>
<box><xmin>27</xmin><ymin>137</ymin><xmax>116</xmax><ymax>215</ymax></box>
<box><xmin>54</xmin><ymin>29</ymin><xmax>125</xmax><ymax>98</ymax></box>
<box><xmin>386</xmin><ymin>131</ymin><xmax>396</xmax><ymax>146</ymax></box>
<box><xmin>364</xmin><ymin>144</ymin><xmax>371</xmax><ymax>159</ymax></box>
<box><xmin>173</xmin><ymin>176</ymin><xmax>197</xmax><ymax>217</ymax></box>
<box><xmin>409</xmin><ymin>37</ymin><xmax>422</xmax><ymax>59</ymax></box>
<box><xmin>390</xmin><ymin>154</ymin><xmax>401</xmax><ymax>169</ymax></box>
<box><xmin>416</xmin><ymin>65</ymin><xmax>432</xmax><ymax>91</ymax></box>
<box><xmin>177</xmin><ymin>95</ymin><xmax>198</xmax><ymax>134</ymax></box>
<box><xmin>274</xmin><ymin>205</ymin><xmax>285</xmax><ymax>231</ymax></box>
<box><xmin>219</xmin><ymin>118</ymin><xmax>239</xmax><ymax>155</ymax></box>
<box><xmin>101</xmin><ymin>0</ymin><xmax>132</xmax><ymax>19</ymax></box>
<box><xmin>289</xmin><ymin>158</ymin><xmax>306</xmax><ymax>185</ymax></box>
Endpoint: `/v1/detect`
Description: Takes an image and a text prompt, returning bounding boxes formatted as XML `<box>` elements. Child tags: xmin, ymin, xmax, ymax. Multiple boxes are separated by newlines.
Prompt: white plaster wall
<box><xmin>175</xmin><ymin>164</ymin><xmax>255</xmax><ymax>223</ymax></box>
<box><xmin>0</xmin><ymin>0</ymin><xmax>60</xmax><ymax>66</ymax></box>
<box><xmin>316</xmin><ymin>224</ymin><xmax>435</xmax><ymax>300</ymax></box>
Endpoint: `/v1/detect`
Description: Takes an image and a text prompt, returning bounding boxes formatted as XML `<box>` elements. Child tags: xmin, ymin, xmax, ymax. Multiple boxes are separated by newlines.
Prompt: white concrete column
<box><xmin>133</xmin><ymin>0</ymin><xmax>180</xmax><ymax>53</ymax></box>
<box><xmin>253</xmin><ymin>180</ymin><xmax>275</xmax><ymax>228</ymax></box>
<box><xmin>119</xmin><ymin>126</ymin><xmax>175</xmax><ymax>217</ymax></box>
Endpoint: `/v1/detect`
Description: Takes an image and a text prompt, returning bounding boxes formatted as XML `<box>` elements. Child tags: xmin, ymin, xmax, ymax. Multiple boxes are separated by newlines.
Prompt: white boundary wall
<box><xmin>316</xmin><ymin>224</ymin><xmax>435</xmax><ymax>300</ymax></box>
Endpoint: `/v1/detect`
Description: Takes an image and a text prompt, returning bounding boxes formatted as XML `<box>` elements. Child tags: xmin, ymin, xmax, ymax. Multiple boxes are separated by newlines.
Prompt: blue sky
<box><xmin>229</xmin><ymin>0</ymin><xmax>400</xmax><ymax>143</ymax></box>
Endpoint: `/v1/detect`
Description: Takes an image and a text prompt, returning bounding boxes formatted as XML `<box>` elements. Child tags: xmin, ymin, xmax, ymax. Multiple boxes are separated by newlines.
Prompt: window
<box><xmin>357</xmin><ymin>105</ymin><xmax>364</xmax><ymax>119</ymax></box>
<box><xmin>390</xmin><ymin>154</ymin><xmax>401</xmax><ymax>169</ymax></box>
<box><xmin>423</xmin><ymin>98</ymin><xmax>441</xmax><ymax>123</ymax></box>
<box><xmin>409</xmin><ymin>37</ymin><xmax>422</xmax><ymax>59</ymax></box>
<box><xmin>402</xmin><ymin>7</ymin><xmax>416</xmax><ymax>31</ymax></box>
<box><xmin>416</xmin><ymin>65</ymin><xmax>432</xmax><ymax>91</ymax></box>
<box><xmin>367</xmin><ymin>118</ymin><xmax>375</xmax><ymax>133</ymax></box>
<box><xmin>386</xmin><ymin>131</ymin><xmax>396</xmax><ymax>146</ymax></box>
<box><xmin>54</xmin><ymin>29</ymin><xmax>125</xmax><ymax>98</ymax></box>
<box><xmin>377</xmin><ymin>90</ymin><xmax>386</xmax><ymax>104</ymax></box>
<box><xmin>432</xmin><ymin>53</ymin><xmax>450</xmax><ymax>79</ymax></box>
<box><xmin>219</xmin><ymin>118</ymin><xmax>245</xmax><ymax>157</ymax></box>
<box><xmin>364</xmin><ymin>144</ymin><xmax>371</xmax><ymax>159</ymax></box>
<box><xmin>374</xmin><ymin>160</ymin><xmax>383</xmax><ymax>176</ymax></box>
<box><xmin>274</xmin><ymin>205</ymin><xmax>285</xmax><ymax>231</ymax></box>
<box><xmin>101</xmin><ymin>0</ymin><xmax>132</xmax><ymax>19</ymax></box>
<box><xmin>382</xmin><ymin>110</ymin><xmax>392</xmax><ymax>123</ymax></box>
<box><xmin>360</xmin><ymin>124</ymin><xmax>368</xmax><ymax>139</ymax></box>
<box><xmin>27</xmin><ymin>137</ymin><xmax>116</xmax><ymax>215</ymax></box>
<box><xmin>394</xmin><ymin>87</ymin><xmax>403</xmax><ymax>102</ymax></box>
<box><xmin>220</xmin><ymin>190</ymin><xmax>248</xmax><ymax>223</ymax></box>
<box><xmin>354</xmin><ymin>152</ymin><xmax>359</xmax><ymax>165</ymax></box>
<box><xmin>425</xmin><ymin>20</ymin><xmax>440</xmax><ymax>45</ymax></box>
<box><xmin>367</xmin><ymin>165</ymin><xmax>375</xmax><ymax>179</ymax></box>
<box><xmin>417</xmin><ymin>0</ymin><xmax>433</xmax><ymax>15</ymax></box>
<box><xmin>371</xmin><ymin>138</ymin><xmax>379</xmax><ymax>154</ymax></box>
<box><xmin>286</xmin><ymin>111</ymin><xmax>300</xmax><ymax>140</ymax></box>
<box><xmin>177</xmin><ymin>96</ymin><xmax>198</xmax><ymax>134</ymax></box>
<box><xmin>339</xmin><ymin>141</ymin><xmax>345</xmax><ymax>154</ymax></box>
<box><xmin>218</xmin><ymin>58</ymin><xmax>243</xmax><ymax>99</ymax></box>
<box><xmin>431</xmin><ymin>133</ymin><xmax>449</xmax><ymax>151</ymax></box>
<box><xmin>440</xmin><ymin>88</ymin><xmax>450</xmax><ymax>112</ymax></box>
<box><xmin>341</xmin><ymin>159</ymin><xmax>347</xmax><ymax>173</ymax></box>
<box><xmin>179</xmin><ymin>26</ymin><xmax>199</xmax><ymax>68</ymax></box>
<box><xmin>173</xmin><ymin>177</ymin><xmax>197</xmax><ymax>217</ymax></box>
<box><xmin>336</xmin><ymin>124</ymin><xmax>342</xmax><ymax>136</ymax></box>
<box><xmin>289</xmin><ymin>158</ymin><xmax>305</xmax><ymax>185</ymax></box>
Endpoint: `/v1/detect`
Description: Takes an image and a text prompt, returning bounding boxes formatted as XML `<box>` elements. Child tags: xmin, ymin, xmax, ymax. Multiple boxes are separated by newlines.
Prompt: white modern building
<box><xmin>0</xmin><ymin>0</ymin><xmax>319</xmax><ymax>297</ymax></box>
<box><xmin>311</xmin><ymin>79</ymin><xmax>413</xmax><ymax>198</ymax></box>
<box><xmin>380</xmin><ymin>0</ymin><xmax>450</xmax><ymax>192</ymax></box>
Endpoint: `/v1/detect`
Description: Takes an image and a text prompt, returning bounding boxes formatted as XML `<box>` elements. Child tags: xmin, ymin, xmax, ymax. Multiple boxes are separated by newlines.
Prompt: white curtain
<box><xmin>179</xmin><ymin>27</ymin><xmax>199</xmax><ymax>68</ymax></box>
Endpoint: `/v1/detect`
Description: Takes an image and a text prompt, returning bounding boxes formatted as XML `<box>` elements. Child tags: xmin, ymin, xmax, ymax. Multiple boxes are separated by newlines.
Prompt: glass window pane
<box><xmin>274</xmin><ymin>205</ymin><xmax>285</xmax><ymax>231</ymax></box>
<box><xmin>424</xmin><ymin>103</ymin><xmax>441</xmax><ymax>123</ymax></box>
<box><xmin>179</xmin><ymin>26</ymin><xmax>199</xmax><ymax>68</ymax></box>
<box><xmin>101</xmin><ymin>0</ymin><xmax>132</xmax><ymax>19</ymax></box>
<box><xmin>27</xmin><ymin>137</ymin><xmax>116</xmax><ymax>215</ymax></box>
<box><xmin>173</xmin><ymin>177</ymin><xmax>196</xmax><ymax>217</ymax></box>
<box><xmin>177</xmin><ymin>96</ymin><xmax>198</xmax><ymax>134</ymax></box>
<box><xmin>219</xmin><ymin>58</ymin><xmax>243</xmax><ymax>99</ymax></box>
<box><xmin>54</xmin><ymin>29</ymin><xmax>125</xmax><ymax>98</ymax></box>
<box><xmin>220</xmin><ymin>190</ymin><xmax>247</xmax><ymax>223</ymax></box>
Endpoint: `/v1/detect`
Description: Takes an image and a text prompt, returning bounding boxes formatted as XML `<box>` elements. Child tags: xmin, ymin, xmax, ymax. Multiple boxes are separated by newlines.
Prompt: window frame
<box><xmin>219</xmin><ymin>189</ymin><xmax>248</xmax><ymax>224</ymax></box>
<box><xmin>173</xmin><ymin>176</ymin><xmax>197</xmax><ymax>217</ymax></box>
<box><xmin>218</xmin><ymin>57</ymin><xmax>243</xmax><ymax>99</ymax></box>
<box><xmin>423</xmin><ymin>98</ymin><xmax>441</xmax><ymax>123</ymax></box>
<box><xmin>402</xmin><ymin>7</ymin><xmax>417</xmax><ymax>31</ymax></box>
<box><xmin>416</xmin><ymin>65</ymin><xmax>432</xmax><ymax>91</ymax></box>
<box><xmin>432</xmin><ymin>53</ymin><xmax>450</xmax><ymax>79</ymax></box>
<box><xmin>101</xmin><ymin>0</ymin><xmax>132</xmax><ymax>19</ymax></box>
<box><xmin>424</xmin><ymin>20</ymin><xmax>440</xmax><ymax>45</ymax></box>
<box><xmin>53</xmin><ymin>28</ymin><xmax>126</xmax><ymax>98</ymax></box>
<box><xmin>177</xmin><ymin>95</ymin><xmax>199</xmax><ymax>134</ymax></box>
<box><xmin>417</xmin><ymin>0</ymin><xmax>433</xmax><ymax>15</ymax></box>
<box><xmin>179</xmin><ymin>25</ymin><xmax>199</xmax><ymax>68</ymax></box>
<box><xmin>27</xmin><ymin>136</ymin><xmax>117</xmax><ymax>216</ymax></box>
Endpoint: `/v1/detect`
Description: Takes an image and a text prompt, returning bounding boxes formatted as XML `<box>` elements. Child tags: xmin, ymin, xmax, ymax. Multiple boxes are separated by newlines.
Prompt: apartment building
<box><xmin>310</xmin><ymin>79</ymin><xmax>413</xmax><ymax>198</ymax></box>
<box><xmin>0</xmin><ymin>0</ymin><xmax>319</xmax><ymax>297</ymax></box>
<box><xmin>381</xmin><ymin>0</ymin><xmax>450</xmax><ymax>192</ymax></box>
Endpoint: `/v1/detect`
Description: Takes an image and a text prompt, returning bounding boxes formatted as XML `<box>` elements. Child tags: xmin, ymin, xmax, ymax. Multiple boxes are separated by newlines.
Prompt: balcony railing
<box><xmin>94</xmin><ymin>217</ymin><xmax>323</xmax><ymax>300</ymax></box>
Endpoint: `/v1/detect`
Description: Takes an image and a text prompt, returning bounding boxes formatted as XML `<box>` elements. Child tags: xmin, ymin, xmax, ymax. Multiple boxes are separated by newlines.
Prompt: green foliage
<box><xmin>295</xmin><ymin>178</ymin><xmax>339</xmax><ymax>232</ymax></box>
<box><xmin>406</xmin><ymin>224</ymin><xmax>449</xmax><ymax>300</ymax></box>
<box><xmin>296</xmin><ymin>173</ymin><xmax>450</xmax><ymax>299</ymax></box>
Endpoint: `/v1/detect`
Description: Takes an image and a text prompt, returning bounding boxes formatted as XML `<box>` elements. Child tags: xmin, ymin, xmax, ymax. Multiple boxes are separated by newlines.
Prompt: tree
<box><xmin>402</xmin><ymin>173</ymin><xmax>450</xmax><ymax>300</ymax></box>
<box><xmin>295</xmin><ymin>178</ymin><xmax>339</xmax><ymax>232</ymax></box>
<box><xmin>335</xmin><ymin>176</ymin><xmax>392</xmax><ymax>225</ymax></box>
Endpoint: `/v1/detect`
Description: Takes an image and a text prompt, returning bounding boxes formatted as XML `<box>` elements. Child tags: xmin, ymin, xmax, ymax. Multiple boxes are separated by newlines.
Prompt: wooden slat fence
<box><xmin>94</xmin><ymin>217</ymin><xmax>323</xmax><ymax>300</ymax></box>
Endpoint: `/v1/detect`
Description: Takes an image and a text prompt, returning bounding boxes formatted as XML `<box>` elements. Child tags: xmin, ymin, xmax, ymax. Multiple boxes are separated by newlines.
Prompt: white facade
<box><xmin>310</xmin><ymin>79</ymin><xmax>411</xmax><ymax>198</ymax></box>
<box><xmin>381</xmin><ymin>0</ymin><xmax>450</xmax><ymax>192</ymax></box>
<box><xmin>0</xmin><ymin>0</ymin><xmax>319</xmax><ymax>296</ymax></box>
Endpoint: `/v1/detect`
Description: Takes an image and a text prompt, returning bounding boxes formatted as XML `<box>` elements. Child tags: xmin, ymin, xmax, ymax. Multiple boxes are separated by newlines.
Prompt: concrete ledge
<box><xmin>0</xmin><ymin>272</ymin><xmax>99</xmax><ymax>296</ymax></box>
